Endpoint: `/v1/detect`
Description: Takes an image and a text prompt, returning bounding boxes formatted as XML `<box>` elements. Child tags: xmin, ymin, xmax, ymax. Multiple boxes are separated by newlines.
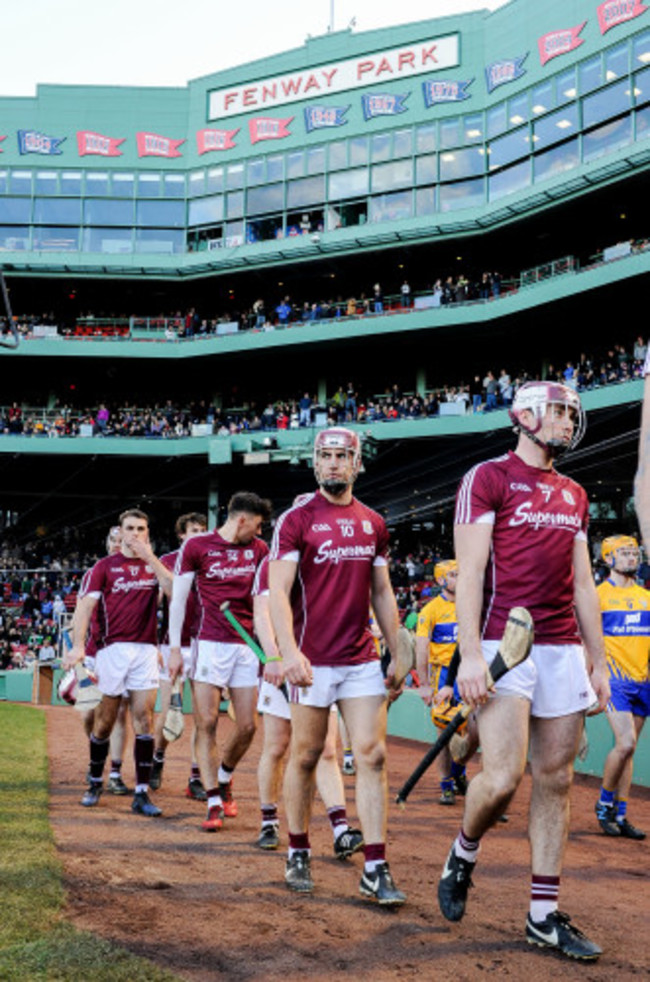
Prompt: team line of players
<box><xmin>62</xmin><ymin>377</ymin><xmax>650</xmax><ymax>965</ymax></box>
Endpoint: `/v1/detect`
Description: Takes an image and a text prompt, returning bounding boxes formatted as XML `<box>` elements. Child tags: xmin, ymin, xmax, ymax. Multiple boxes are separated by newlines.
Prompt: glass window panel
<box><xmin>371</xmin><ymin>133</ymin><xmax>391</xmax><ymax>162</ymax></box>
<box><xmin>633</xmin><ymin>30</ymin><xmax>650</xmax><ymax>66</ymax></box>
<box><xmin>247</xmin><ymin>183</ymin><xmax>284</xmax><ymax>215</ymax></box>
<box><xmin>440</xmin><ymin>117</ymin><xmax>461</xmax><ymax>149</ymax></box>
<box><xmin>439</xmin><ymin>177</ymin><xmax>485</xmax><ymax>211</ymax></box>
<box><xmin>463</xmin><ymin>113</ymin><xmax>484</xmax><ymax>143</ymax></box>
<box><xmin>416</xmin><ymin>154</ymin><xmax>437</xmax><ymax>184</ymax></box>
<box><xmin>33</xmin><ymin>198</ymin><xmax>81</xmax><ymax>224</ymax></box>
<box><xmin>267</xmin><ymin>155</ymin><xmax>284</xmax><ymax>182</ymax></box>
<box><xmin>580</xmin><ymin>55</ymin><xmax>603</xmax><ymax>95</ymax></box>
<box><xmin>112</xmin><ymin>173</ymin><xmax>134</xmax><ymax>198</ymax></box>
<box><xmin>634</xmin><ymin>64</ymin><xmax>650</xmax><ymax>106</ymax></box>
<box><xmin>328</xmin><ymin>168</ymin><xmax>369</xmax><ymax>199</ymax></box>
<box><xmin>307</xmin><ymin>146</ymin><xmax>326</xmax><ymax>174</ymax></box>
<box><xmin>0</xmin><ymin>198</ymin><xmax>31</xmax><ymax>223</ymax></box>
<box><xmin>556</xmin><ymin>68</ymin><xmax>577</xmax><ymax>103</ymax></box>
<box><xmin>416</xmin><ymin>123</ymin><xmax>436</xmax><ymax>153</ymax></box>
<box><xmin>84</xmin><ymin>198</ymin><xmax>133</xmax><ymax>226</ymax></box>
<box><xmin>10</xmin><ymin>171</ymin><xmax>33</xmax><ymax>195</ymax></box>
<box><xmin>0</xmin><ymin>227</ymin><xmax>29</xmax><ymax>250</ymax></box>
<box><xmin>489</xmin><ymin>159</ymin><xmax>530</xmax><ymax>201</ymax></box>
<box><xmin>188</xmin><ymin>195</ymin><xmax>224</xmax><ymax>226</ymax></box>
<box><xmin>85</xmin><ymin>172</ymin><xmax>109</xmax><ymax>196</ymax></box>
<box><xmin>137</xmin><ymin>173</ymin><xmax>161</xmax><ymax>197</ymax></box>
<box><xmin>636</xmin><ymin>103</ymin><xmax>650</xmax><ymax>139</ymax></box>
<box><xmin>207</xmin><ymin>167</ymin><xmax>224</xmax><ymax>193</ymax></box>
<box><xmin>0</xmin><ymin>171</ymin><xmax>8</xmax><ymax>195</ymax></box>
<box><xmin>583</xmin><ymin>79</ymin><xmax>631</xmax><ymax>128</ymax></box>
<box><xmin>35</xmin><ymin>171</ymin><xmax>57</xmax><ymax>195</ymax></box>
<box><xmin>33</xmin><ymin>227</ymin><xmax>79</xmax><ymax>251</ymax></box>
<box><xmin>329</xmin><ymin>140</ymin><xmax>348</xmax><ymax>169</ymax></box>
<box><xmin>583</xmin><ymin>115</ymin><xmax>632</xmax><ymax>161</ymax></box>
<box><xmin>605</xmin><ymin>42</ymin><xmax>629</xmax><ymax>82</ymax></box>
<box><xmin>61</xmin><ymin>172</ymin><xmax>82</xmax><ymax>196</ymax></box>
<box><xmin>136</xmin><ymin>200</ymin><xmax>184</xmax><ymax>227</ymax></box>
<box><xmin>287</xmin><ymin>175</ymin><xmax>325</xmax><ymax>209</ymax></box>
<box><xmin>189</xmin><ymin>170</ymin><xmax>206</xmax><ymax>197</ymax></box>
<box><xmin>349</xmin><ymin>136</ymin><xmax>369</xmax><ymax>166</ymax></box>
<box><xmin>415</xmin><ymin>186</ymin><xmax>436</xmax><ymax>216</ymax></box>
<box><xmin>531</xmin><ymin>82</ymin><xmax>554</xmax><ymax>117</ymax></box>
<box><xmin>533</xmin><ymin>103</ymin><xmax>579</xmax><ymax>149</ymax></box>
<box><xmin>226</xmin><ymin>190</ymin><xmax>244</xmax><ymax>218</ymax></box>
<box><xmin>488</xmin><ymin>127</ymin><xmax>529</xmax><ymax>169</ymax></box>
<box><xmin>393</xmin><ymin>128</ymin><xmax>413</xmax><ymax>158</ymax></box>
<box><xmin>371</xmin><ymin>159</ymin><xmax>413</xmax><ymax>193</ymax></box>
<box><xmin>370</xmin><ymin>190</ymin><xmax>412</xmax><ymax>223</ymax></box>
<box><xmin>534</xmin><ymin>139</ymin><xmax>580</xmax><ymax>182</ymax></box>
<box><xmin>164</xmin><ymin>174</ymin><xmax>186</xmax><ymax>198</ymax></box>
<box><xmin>508</xmin><ymin>93</ymin><xmax>528</xmax><ymax>128</ymax></box>
<box><xmin>487</xmin><ymin>102</ymin><xmax>507</xmax><ymax>138</ymax></box>
<box><xmin>83</xmin><ymin>227</ymin><xmax>133</xmax><ymax>254</ymax></box>
<box><xmin>247</xmin><ymin>158</ymin><xmax>265</xmax><ymax>185</ymax></box>
<box><xmin>226</xmin><ymin>164</ymin><xmax>244</xmax><ymax>190</ymax></box>
<box><xmin>135</xmin><ymin>228</ymin><xmax>184</xmax><ymax>254</ymax></box>
<box><xmin>440</xmin><ymin>147</ymin><xmax>485</xmax><ymax>180</ymax></box>
<box><xmin>287</xmin><ymin>151</ymin><xmax>304</xmax><ymax>179</ymax></box>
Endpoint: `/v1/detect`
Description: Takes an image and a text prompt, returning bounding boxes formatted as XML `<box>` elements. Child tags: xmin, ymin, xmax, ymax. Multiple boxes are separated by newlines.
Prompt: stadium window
<box><xmin>164</xmin><ymin>174</ymin><xmax>186</xmax><ymax>198</ymax></box>
<box><xmin>531</xmin><ymin>82</ymin><xmax>554</xmax><ymax>117</ymax></box>
<box><xmin>286</xmin><ymin>175</ymin><xmax>325</xmax><ymax>209</ymax></box>
<box><xmin>226</xmin><ymin>190</ymin><xmax>244</xmax><ymax>219</ymax></box>
<box><xmin>393</xmin><ymin>128</ymin><xmax>413</xmax><ymax>158</ymax></box>
<box><xmin>634</xmin><ymin>30</ymin><xmax>650</xmax><ymax>66</ymax></box>
<box><xmin>33</xmin><ymin>227</ymin><xmax>79</xmax><ymax>252</ymax></box>
<box><xmin>82</xmin><ymin>227</ymin><xmax>133</xmax><ymax>254</ymax></box>
<box><xmin>415</xmin><ymin>185</ymin><xmax>436</xmax><ymax>216</ymax></box>
<box><xmin>189</xmin><ymin>170</ymin><xmax>206</xmax><ymax>197</ymax></box>
<box><xmin>9</xmin><ymin>171</ymin><xmax>33</xmax><ymax>195</ymax></box>
<box><xmin>207</xmin><ymin>167</ymin><xmax>225</xmax><ymax>194</ymax></box>
<box><xmin>533</xmin><ymin>103</ymin><xmax>579</xmax><ymax>150</ymax></box>
<box><xmin>35</xmin><ymin>171</ymin><xmax>58</xmax><ymax>195</ymax></box>
<box><xmin>246</xmin><ymin>215</ymin><xmax>283</xmax><ymax>243</ymax></box>
<box><xmin>349</xmin><ymin>136</ymin><xmax>369</xmax><ymax>166</ymax></box>
<box><xmin>329</xmin><ymin>140</ymin><xmax>348</xmax><ymax>170</ymax></box>
<box><xmin>84</xmin><ymin>172</ymin><xmax>109</xmax><ymax>196</ymax></box>
<box><xmin>112</xmin><ymin>173</ymin><xmax>135</xmax><ymax>198</ymax></box>
<box><xmin>224</xmin><ymin>220</ymin><xmax>244</xmax><ymax>247</ymax></box>
<box><xmin>325</xmin><ymin>199</ymin><xmax>367</xmax><ymax>229</ymax></box>
<box><xmin>579</xmin><ymin>55</ymin><xmax>603</xmax><ymax>96</ymax></box>
<box><xmin>267</xmin><ymin>155</ymin><xmax>284</xmax><ymax>182</ymax></box>
<box><xmin>533</xmin><ymin>138</ymin><xmax>579</xmax><ymax>182</ymax></box>
<box><xmin>438</xmin><ymin>177</ymin><xmax>485</xmax><ymax>212</ymax></box>
<box><xmin>246</xmin><ymin>183</ymin><xmax>284</xmax><ymax>215</ymax></box>
<box><xmin>137</xmin><ymin>173</ymin><xmax>161</xmax><ymax>197</ymax></box>
<box><xmin>135</xmin><ymin>228</ymin><xmax>184</xmax><ymax>254</ymax></box>
<box><xmin>507</xmin><ymin>92</ymin><xmax>529</xmax><ymax>128</ymax></box>
<box><xmin>605</xmin><ymin>42</ymin><xmax>629</xmax><ymax>82</ymax></box>
<box><xmin>582</xmin><ymin>79</ymin><xmax>631</xmax><ymax>129</ymax></box>
<box><xmin>416</xmin><ymin>123</ymin><xmax>436</xmax><ymax>153</ymax></box>
<box><xmin>247</xmin><ymin>158</ymin><xmax>265</xmax><ymax>185</ymax></box>
<box><xmin>286</xmin><ymin>209</ymin><xmax>323</xmax><ymax>233</ymax></box>
<box><xmin>226</xmin><ymin>164</ymin><xmax>244</xmax><ymax>190</ymax></box>
<box><xmin>0</xmin><ymin>227</ymin><xmax>29</xmax><ymax>250</ymax></box>
<box><xmin>370</xmin><ymin>189</ymin><xmax>412</xmax><ymax>223</ymax></box>
<box><xmin>463</xmin><ymin>113</ymin><xmax>484</xmax><ymax>143</ymax></box>
<box><xmin>83</xmin><ymin>198</ymin><xmax>133</xmax><ymax>226</ymax></box>
<box><xmin>33</xmin><ymin>198</ymin><xmax>81</xmax><ymax>225</ymax></box>
<box><xmin>287</xmin><ymin>151</ymin><xmax>305</xmax><ymax>179</ymax></box>
<box><xmin>0</xmin><ymin>171</ymin><xmax>7</xmax><ymax>195</ymax></box>
<box><xmin>582</xmin><ymin>114</ymin><xmax>632</xmax><ymax>162</ymax></box>
<box><xmin>636</xmin><ymin>103</ymin><xmax>650</xmax><ymax>139</ymax></box>
<box><xmin>439</xmin><ymin>117</ymin><xmax>461</xmax><ymax>149</ymax></box>
<box><xmin>136</xmin><ymin>200</ymin><xmax>185</xmax><ymax>228</ymax></box>
<box><xmin>328</xmin><ymin>168</ymin><xmax>369</xmax><ymax>198</ymax></box>
<box><xmin>487</xmin><ymin>102</ymin><xmax>507</xmax><ymax>139</ymax></box>
<box><xmin>488</xmin><ymin>126</ymin><xmax>529</xmax><ymax>170</ymax></box>
<box><xmin>556</xmin><ymin>68</ymin><xmax>577</xmax><ymax>104</ymax></box>
<box><xmin>415</xmin><ymin>154</ymin><xmax>437</xmax><ymax>185</ymax></box>
<box><xmin>371</xmin><ymin>159</ymin><xmax>413</xmax><ymax>193</ymax></box>
<box><xmin>488</xmin><ymin>158</ymin><xmax>531</xmax><ymax>201</ymax></box>
<box><xmin>439</xmin><ymin>147</ymin><xmax>485</xmax><ymax>181</ymax></box>
<box><xmin>633</xmin><ymin>65</ymin><xmax>650</xmax><ymax>106</ymax></box>
<box><xmin>0</xmin><ymin>198</ymin><xmax>32</xmax><ymax>223</ymax></box>
<box><xmin>188</xmin><ymin>195</ymin><xmax>224</xmax><ymax>226</ymax></box>
<box><xmin>371</xmin><ymin>133</ymin><xmax>391</xmax><ymax>162</ymax></box>
<box><xmin>306</xmin><ymin>146</ymin><xmax>326</xmax><ymax>174</ymax></box>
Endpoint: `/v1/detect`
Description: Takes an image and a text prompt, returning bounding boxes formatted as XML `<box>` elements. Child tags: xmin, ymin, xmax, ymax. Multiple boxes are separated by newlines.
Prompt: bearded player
<box><xmin>595</xmin><ymin>535</ymin><xmax>649</xmax><ymax>840</ymax></box>
<box><xmin>438</xmin><ymin>382</ymin><xmax>609</xmax><ymax>961</ymax></box>
<box><xmin>269</xmin><ymin>427</ymin><xmax>405</xmax><ymax>905</ymax></box>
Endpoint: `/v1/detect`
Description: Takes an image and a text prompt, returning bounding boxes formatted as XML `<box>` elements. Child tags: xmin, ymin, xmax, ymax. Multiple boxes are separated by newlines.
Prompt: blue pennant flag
<box><xmin>422</xmin><ymin>78</ymin><xmax>474</xmax><ymax>107</ymax></box>
<box><xmin>18</xmin><ymin>129</ymin><xmax>65</xmax><ymax>155</ymax></box>
<box><xmin>361</xmin><ymin>92</ymin><xmax>409</xmax><ymax>120</ymax></box>
<box><xmin>485</xmin><ymin>54</ymin><xmax>528</xmax><ymax>94</ymax></box>
<box><xmin>304</xmin><ymin>105</ymin><xmax>349</xmax><ymax>133</ymax></box>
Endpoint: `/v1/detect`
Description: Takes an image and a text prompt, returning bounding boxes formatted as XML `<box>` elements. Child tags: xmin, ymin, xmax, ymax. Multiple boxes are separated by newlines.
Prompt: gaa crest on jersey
<box><xmin>562</xmin><ymin>489</ymin><xmax>576</xmax><ymax>506</ymax></box>
<box><xmin>244</xmin><ymin>549</ymin><xmax>254</xmax><ymax>559</ymax></box>
<box><xmin>362</xmin><ymin>520</ymin><xmax>373</xmax><ymax>535</ymax></box>
<box><xmin>129</xmin><ymin>566</ymin><xmax>140</xmax><ymax>576</ymax></box>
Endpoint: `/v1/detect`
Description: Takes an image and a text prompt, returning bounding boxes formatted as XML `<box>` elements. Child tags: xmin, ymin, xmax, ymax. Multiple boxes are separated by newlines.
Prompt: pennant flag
<box><xmin>136</xmin><ymin>132</ymin><xmax>185</xmax><ymax>158</ymax></box>
<box><xmin>196</xmin><ymin>128</ymin><xmax>240</xmax><ymax>153</ymax></box>
<box><xmin>485</xmin><ymin>55</ymin><xmax>528</xmax><ymax>93</ymax></box>
<box><xmin>597</xmin><ymin>0</ymin><xmax>647</xmax><ymax>34</ymax></box>
<box><xmin>538</xmin><ymin>23</ymin><xmax>586</xmax><ymax>66</ymax></box>
<box><xmin>361</xmin><ymin>92</ymin><xmax>409</xmax><ymax>120</ymax></box>
<box><xmin>304</xmin><ymin>106</ymin><xmax>349</xmax><ymax>132</ymax></box>
<box><xmin>422</xmin><ymin>78</ymin><xmax>473</xmax><ymax>106</ymax></box>
<box><xmin>248</xmin><ymin>117</ymin><xmax>294</xmax><ymax>144</ymax></box>
<box><xmin>77</xmin><ymin>131</ymin><xmax>125</xmax><ymax>156</ymax></box>
<box><xmin>18</xmin><ymin>130</ymin><xmax>65</xmax><ymax>155</ymax></box>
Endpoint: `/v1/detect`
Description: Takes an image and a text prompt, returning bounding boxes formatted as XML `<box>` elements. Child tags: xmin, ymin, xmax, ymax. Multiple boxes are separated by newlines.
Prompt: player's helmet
<box><xmin>509</xmin><ymin>381</ymin><xmax>585</xmax><ymax>457</ymax></box>
<box><xmin>313</xmin><ymin>428</ymin><xmax>362</xmax><ymax>494</ymax></box>
<box><xmin>434</xmin><ymin>559</ymin><xmax>458</xmax><ymax>583</ymax></box>
<box><xmin>57</xmin><ymin>668</ymin><xmax>78</xmax><ymax>705</ymax></box>
<box><xmin>601</xmin><ymin>535</ymin><xmax>640</xmax><ymax>567</ymax></box>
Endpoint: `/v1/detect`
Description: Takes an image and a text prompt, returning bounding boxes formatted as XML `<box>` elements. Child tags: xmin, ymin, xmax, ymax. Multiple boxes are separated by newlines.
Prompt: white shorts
<box><xmin>257</xmin><ymin>679</ymin><xmax>339</xmax><ymax>720</ymax></box>
<box><xmin>191</xmin><ymin>639</ymin><xmax>258</xmax><ymax>689</ymax></box>
<box><xmin>85</xmin><ymin>655</ymin><xmax>129</xmax><ymax>699</ymax></box>
<box><xmin>159</xmin><ymin>643</ymin><xmax>194</xmax><ymax>683</ymax></box>
<box><xmin>483</xmin><ymin>641</ymin><xmax>596</xmax><ymax>719</ymax></box>
<box><xmin>290</xmin><ymin>661</ymin><xmax>386</xmax><ymax>709</ymax></box>
<box><xmin>95</xmin><ymin>642</ymin><xmax>160</xmax><ymax>697</ymax></box>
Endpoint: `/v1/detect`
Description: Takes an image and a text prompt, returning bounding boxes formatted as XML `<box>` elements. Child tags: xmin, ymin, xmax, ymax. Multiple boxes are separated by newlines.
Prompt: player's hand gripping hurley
<box><xmin>395</xmin><ymin>607</ymin><xmax>533</xmax><ymax>807</ymax></box>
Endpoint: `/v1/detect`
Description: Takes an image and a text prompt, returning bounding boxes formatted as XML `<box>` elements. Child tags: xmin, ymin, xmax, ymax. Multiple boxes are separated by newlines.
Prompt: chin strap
<box><xmin>516</xmin><ymin>425</ymin><xmax>567</xmax><ymax>459</ymax></box>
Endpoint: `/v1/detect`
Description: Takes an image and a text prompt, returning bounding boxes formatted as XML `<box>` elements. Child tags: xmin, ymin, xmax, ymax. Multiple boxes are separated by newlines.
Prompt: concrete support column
<box><xmin>415</xmin><ymin>367</ymin><xmax>427</xmax><ymax>398</ymax></box>
<box><xmin>207</xmin><ymin>477</ymin><xmax>219</xmax><ymax>530</ymax></box>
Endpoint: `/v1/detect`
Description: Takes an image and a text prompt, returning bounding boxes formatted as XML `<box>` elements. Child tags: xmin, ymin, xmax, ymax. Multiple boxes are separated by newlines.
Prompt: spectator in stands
<box><xmin>401</xmin><ymin>280</ymin><xmax>412</xmax><ymax>308</ymax></box>
<box><xmin>373</xmin><ymin>283</ymin><xmax>383</xmax><ymax>314</ymax></box>
<box><xmin>298</xmin><ymin>393</ymin><xmax>312</xmax><ymax>427</ymax></box>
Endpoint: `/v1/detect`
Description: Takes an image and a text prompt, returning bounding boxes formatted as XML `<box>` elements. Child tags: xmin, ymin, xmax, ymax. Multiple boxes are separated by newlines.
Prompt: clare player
<box><xmin>595</xmin><ymin>535</ymin><xmax>649</xmax><ymax>839</ymax></box>
<box><xmin>151</xmin><ymin>512</ymin><xmax>208</xmax><ymax>799</ymax></box>
<box><xmin>64</xmin><ymin>509</ymin><xmax>173</xmax><ymax>817</ymax></box>
<box><xmin>269</xmin><ymin>427</ymin><xmax>406</xmax><ymax>905</ymax></box>
<box><xmin>438</xmin><ymin>382</ymin><xmax>609</xmax><ymax>960</ymax></box>
<box><xmin>168</xmin><ymin>492</ymin><xmax>271</xmax><ymax>831</ymax></box>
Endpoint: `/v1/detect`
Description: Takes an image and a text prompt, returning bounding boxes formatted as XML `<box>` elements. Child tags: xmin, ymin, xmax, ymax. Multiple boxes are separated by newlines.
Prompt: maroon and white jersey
<box><xmin>79</xmin><ymin>568</ymin><xmax>105</xmax><ymax>656</ymax></box>
<box><xmin>455</xmin><ymin>450</ymin><xmax>589</xmax><ymax>644</ymax></box>
<box><xmin>82</xmin><ymin>553</ymin><xmax>159</xmax><ymax>646</ymax></box>
<box><xmin>270</xmin><ymin>490</ymin><xmax>389</xmax><ymax>666</ymax></box>
<box><xmin>253</xmin><ymin>554</ymin><xmax>269</xmax><ymax>597</ymax></box>
<box><xmin>175</xmin><ymin>530</ymin><xmax>268</xmax><ymax>643</ymax></box>
<box><xmin>160</xmin><ymin>550</ymin><xmax>198</xmax><ymax>647</ymax></box>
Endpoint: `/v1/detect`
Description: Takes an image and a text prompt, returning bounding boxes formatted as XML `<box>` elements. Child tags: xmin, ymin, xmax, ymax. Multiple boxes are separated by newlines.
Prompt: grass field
<box><xmin>0</xmin><ymin>702</ymin><xmax>180</xmax><ymax>981</ymax></box>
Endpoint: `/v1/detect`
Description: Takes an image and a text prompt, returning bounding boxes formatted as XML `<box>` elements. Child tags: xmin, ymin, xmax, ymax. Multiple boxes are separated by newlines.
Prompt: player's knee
<box><xmin>616</xmin><ymin>734</ymin><xmax>637</xmax><ymax>758</ymax></box>
<box><xmin>294</xmin><ymin>744</ymin><xmax>323</xmax><ymax>772</ymax></box>
<box><xmin>235</xmin><ymin>717</ymin><xmax>257</xmax><ymax>744</ymax></box>
<box><xmin>355</xmin><ymin>739</ymin><xmax>386</xmax><ymax>772</ymax></box>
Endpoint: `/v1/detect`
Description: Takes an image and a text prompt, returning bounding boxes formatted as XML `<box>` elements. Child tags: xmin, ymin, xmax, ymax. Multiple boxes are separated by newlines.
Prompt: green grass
<box><xmin>0</xmin><ymin>703</ymin><xmax>180</xmax><ymax>981</ymax></box>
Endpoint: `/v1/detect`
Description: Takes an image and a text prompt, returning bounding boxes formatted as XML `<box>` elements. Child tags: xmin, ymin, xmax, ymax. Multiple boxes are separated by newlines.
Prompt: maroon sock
<box><xmin>89</xmin><ymin>735</ymin><xmax>109</xmax><ymax>782</ymax></box>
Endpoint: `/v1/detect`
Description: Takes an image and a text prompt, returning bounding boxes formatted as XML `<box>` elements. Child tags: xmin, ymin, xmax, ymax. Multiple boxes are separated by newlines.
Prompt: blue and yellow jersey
<box><xmin>416</xmin><ymin>594</ymin><xmax>457</xmax><ymax>668</ymax></box>
<box><xmin>597</xmin><ymin>579</ymin><xmax>650</xmax><ymax>682</ymax></box>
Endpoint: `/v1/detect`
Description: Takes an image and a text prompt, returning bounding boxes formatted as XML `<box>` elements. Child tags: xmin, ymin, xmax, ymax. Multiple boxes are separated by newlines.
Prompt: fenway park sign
<box><xmin>208</xmin><ymin>34</ymin><xmax>459</xmax><ymax>120</ymax></box>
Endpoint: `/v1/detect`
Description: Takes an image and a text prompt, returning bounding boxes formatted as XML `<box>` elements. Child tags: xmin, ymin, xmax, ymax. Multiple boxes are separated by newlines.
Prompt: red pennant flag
<box><xmin>196</xmin><ymin>128</ymin><xmax>240</xmax><ymax>154</ymax></box>
<box><xmin>77</xmin><ymin>131</ymin><xmax>125</xmax><ymax>157</ymax></box>
<box><xmin>136</xmin><ymin>132</ymin><xmax>185</xmax><ymax>158</ymax></box>
<box><xmin>248</xmin><ymin>116</ymin><xmax>294</xmax><ymax>145</ymax></box>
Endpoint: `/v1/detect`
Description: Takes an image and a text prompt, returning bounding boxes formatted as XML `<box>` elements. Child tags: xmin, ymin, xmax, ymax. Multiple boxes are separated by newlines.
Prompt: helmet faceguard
<box><xmin>313</xmin><ymin>427</ymin><xmax>361</xmax><ymax>495</ymax></box>
<box><xmin>601</xmin><ymin>535</ymin><xmax>640</xmax><ymax>573</ymax></box>
<box><xmin>509</xmin><ymin>382</ymin><xmax>585</xmax><ymax>457</ymax></box>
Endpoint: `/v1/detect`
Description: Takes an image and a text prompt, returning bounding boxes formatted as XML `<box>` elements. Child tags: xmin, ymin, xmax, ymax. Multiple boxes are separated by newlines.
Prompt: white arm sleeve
<box><xmin>169</xmin><ymin>572</ymin><xmax>194</xmax><ymax>648</ymax></box>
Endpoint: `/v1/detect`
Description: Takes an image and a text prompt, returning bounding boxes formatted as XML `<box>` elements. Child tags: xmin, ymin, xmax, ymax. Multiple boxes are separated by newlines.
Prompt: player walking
<box><xmin>437</xmin><ymin>382</ymin><xmax>609</xmax><ymax>960</ymax></box>
<box><xmin>168</xmin><ymin>492</ymin><xmax>271</xmax><ymax>831</ymax></box>
<box><xmin>269</xmin><ymin>427</ymin><xmax>406</xmax><ymax>904</ymax></box>
<box><xmin>595</xmin><ymin>535</ymin><xmax>649</xmax><ymax>839</ymax></box>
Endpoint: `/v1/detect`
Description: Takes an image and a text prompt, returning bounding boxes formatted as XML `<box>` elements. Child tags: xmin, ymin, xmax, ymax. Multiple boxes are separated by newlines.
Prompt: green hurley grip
<box><xmin>221</xmin><ymin>604</ymin><xmax>281</xmax><ymax>665</ymax></box>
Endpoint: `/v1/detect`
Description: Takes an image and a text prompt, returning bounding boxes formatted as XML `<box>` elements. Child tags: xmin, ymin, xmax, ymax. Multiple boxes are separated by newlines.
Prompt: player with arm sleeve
<box><xmin>269</xmin><ymin>427</ymin><xmax>405</xmax><ymax>905</ymax></box>
<box><xmin>437</xmin><ymin>382</ymin><xmax>609</xmax><ymax>961</ymax></box>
